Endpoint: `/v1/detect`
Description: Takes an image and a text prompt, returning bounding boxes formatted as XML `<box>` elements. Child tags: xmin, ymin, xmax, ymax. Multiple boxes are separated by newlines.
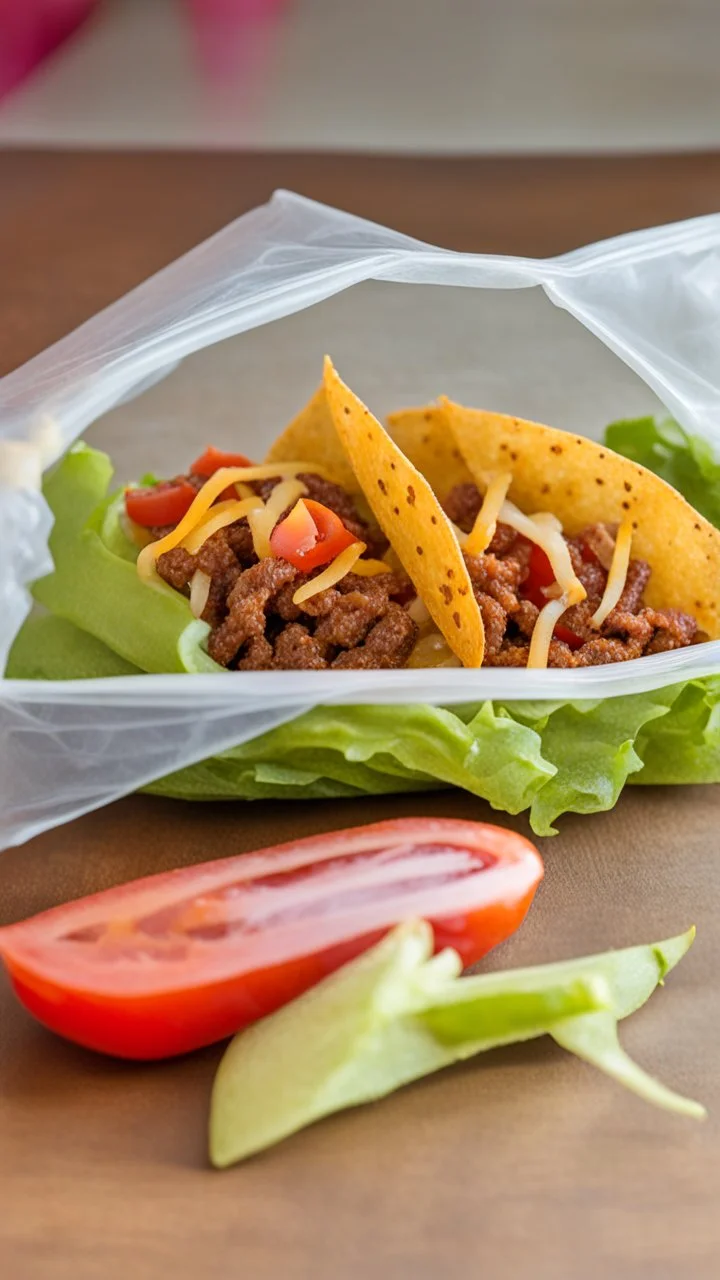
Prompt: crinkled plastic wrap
<box><xmin>1</xmin><ymin>192</ymin><xmax>720</xmax><ymax>848</ymax></box>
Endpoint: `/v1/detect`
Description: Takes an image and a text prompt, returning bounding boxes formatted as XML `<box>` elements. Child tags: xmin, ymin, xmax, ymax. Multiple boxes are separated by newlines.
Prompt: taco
<box><xmin>29</xmin><ymin>361</ymin><xmax>719</xmax><ymax>676</ymax></box>
<box><xmin>388</xmin><ymin>402</ymin><xmax>720</xmax><ymax>668</ymax></box>
<box><xmin>32</xmin><ymin>360</ymin><xmax>482</xmax><ymax>674</ymax></box>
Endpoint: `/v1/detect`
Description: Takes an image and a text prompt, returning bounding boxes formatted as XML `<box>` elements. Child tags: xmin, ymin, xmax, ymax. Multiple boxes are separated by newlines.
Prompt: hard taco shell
<box><xmin>440</xmin><ymin>401</ymin><xmax>720</xmax><ymax>639</ymax></box>
<box><xmin>323</xmin><ymin>360</ymin><xmax>484</xmax><ymax>667</ymax></box>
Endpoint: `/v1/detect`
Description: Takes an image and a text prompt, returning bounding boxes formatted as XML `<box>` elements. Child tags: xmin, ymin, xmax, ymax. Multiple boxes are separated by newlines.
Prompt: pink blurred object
<box><xmin>181</xmin><ymin>0</ymin><xmax>288</xmax><ymax>80</ymax></box>
<box><xmin>0</xmin><ymin>0</ymin><xmax>98</xmax><ymax>102</ymax></box>
<box><xmin>183</xmin><ymin>0</ymin><xmax>287</xmax><ymax>21</ymax></box>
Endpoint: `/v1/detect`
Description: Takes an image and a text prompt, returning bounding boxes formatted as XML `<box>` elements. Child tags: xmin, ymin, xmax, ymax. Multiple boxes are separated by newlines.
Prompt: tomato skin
<box><xmin>270</xmin><ymin>498</ymin><xmax>357</xmax><ymax>571</ymax></box>
<box><xmin>522</xmin><ymin>542</ymin><xmax>583</xmax><ymax>649</ymax></box>
<box><xmin>0</xmin><ymin>819</ymin><xmax>543</xmax><ymax>1061</ymax></box>
<box><xmin>190</xmin><ymin>446</ymin><xmax>253</xmax><ymax>477</ymax></box>
<box><xmin>125</xmin><ymin>479</ymin><xmax>197</xmax><ymax>528</ymax></box>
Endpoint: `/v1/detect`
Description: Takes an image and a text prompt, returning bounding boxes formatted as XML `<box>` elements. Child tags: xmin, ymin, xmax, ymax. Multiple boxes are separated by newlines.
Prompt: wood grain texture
<box><xmin>1</xmin><ymin>150</ymin><xmax>719</xmax><ymax>1279</ymax></box>
<box><xmin>1</xmin><ymin>149</ymin><xmax>720</xmax><ymax>376</ymax></box>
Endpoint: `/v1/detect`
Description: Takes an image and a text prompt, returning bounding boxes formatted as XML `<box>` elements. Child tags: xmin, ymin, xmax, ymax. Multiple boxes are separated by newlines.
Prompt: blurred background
<box><xmin>0</xmin><ymin>0</ymin><xmax>718</xmax><ymax>152</ymax></box>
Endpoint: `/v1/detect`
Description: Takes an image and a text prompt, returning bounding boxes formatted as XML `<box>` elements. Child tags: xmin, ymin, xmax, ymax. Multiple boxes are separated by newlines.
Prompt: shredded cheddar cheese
<box><xmin>465</xmin><ymin>472</ymin><xmax>512</xmax><ymax>555</ymax></box>
<box><xmin>248</xmin><ymin>478</ymin><xmax>307</xmax><ymax>559</ymax></box>
<box><xmin>181</xmin><ymin>497</ymin><xmax>264</xmax><ymax>555</ymax></box>
<box><xmin>293</xmin><ymin>542</ymin><xmax>366</xmax><ymax>605</ymax></box>
<box><xmin>136</xmin><ymin>463</ymin><xmax>314</xmax><ymax>581</ymax></box>
<box><xmin>590</xmin><ymin>519</ymin><xmax>633</xmax><ymax>628</ymax></box>
<box><xmin>351</xmin><ymin>557</ymin><xmax>393</xmax><ymax>577</ymax></box>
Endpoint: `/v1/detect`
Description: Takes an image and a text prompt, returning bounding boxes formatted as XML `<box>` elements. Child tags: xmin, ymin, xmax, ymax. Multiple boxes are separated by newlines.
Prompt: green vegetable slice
<box><xmin>209</xmin><ymin>920</ymin><xmax>703</xmax><ymax>1168</ymax></box>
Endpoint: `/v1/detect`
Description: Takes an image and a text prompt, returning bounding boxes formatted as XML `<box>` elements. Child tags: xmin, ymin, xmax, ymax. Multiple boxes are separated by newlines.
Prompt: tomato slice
<box><xmin>190</xmin><ymin>446</ymin><xmax>253</xmax><ymax>477</ymax></box>
<box><xmin>0</xmin><ymin>819</ymin><xmax>542</xmax><ymax>1061</ymax></box>
<box><xmin>125</xmin><ymin>479</ymin><xmax>197</xmax><ymax>529</ymax></box>
<box><xmin>521</xmin><ymin>542</ymin><xmax>583</xmax><ymax>649</ymax></box>
<box><xmin>522</xmin><ymin>542</ymin><xmax>556</xmax><ymax>609</ymax></box>
<box><xmin>270</xmin><ymin>498</ymin><xmax>357</xmax><ymax>571</ymax></box>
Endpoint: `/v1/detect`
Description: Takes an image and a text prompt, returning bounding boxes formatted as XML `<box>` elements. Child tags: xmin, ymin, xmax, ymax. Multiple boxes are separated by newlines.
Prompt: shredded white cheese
<box><xmin>189</xmin><ymin>570</ymin><xmax>212</xmax><ymax>618</ymax></box>
<box><xmin>590</xmin><ymin>519</ymin><xmax>633</xmax><ymax>628</ymax></box>
<box><xmin>500</xmin><ymin>499</ymin><xmax>586</xmax><ymax>608</ymax></box>
<box><xmin>527</xmin><ymin>597</ymin><xmax>571</xmax><ymax>669</ymax></box>
<box><xmin>407</xmin><ymin>597</ymin><xmax>431</xmax><ymax>626</ymax></box>
<box><xmin>292</xmin><ymin>542</ymin><xmax>366</xmax><ymax>605</ymax></box>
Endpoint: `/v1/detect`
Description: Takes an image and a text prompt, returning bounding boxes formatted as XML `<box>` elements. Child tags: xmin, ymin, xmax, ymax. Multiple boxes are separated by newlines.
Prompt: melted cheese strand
<box><xmin>248</xmin><ymin>478</ymin><xmax>307</xmax><ymax>559</ymax></box>
<box><xmin>527</xmin><ymin>597</ymin><xmax>571</xmax><ymax>669</ymax></box>
<box><xmin>181</xmin><ymin>497</ymin><xmax>264</xmax><ymax>555</ymax></box>
<box><xmin>407</xmin><ymin>597</ymin><xmax>431</xmax><ymax>626</ymax></box>
<box><xmin>590</xmin><ymin>519</ymin><xmax>633</xmax><ymax>628</ymax></box>
<box><xmin>465</xmin><ymin>471</ymin><xmax>512</xmax><ymax>555</ymax></box>
<box><xmin>137</xmin><ymin>463</ymin><xmax>316</xmax><ymax>575</ymax></box>
<box><xmin>189</xmin><ymin>570</ymin><xmax>212</xmax><ymax>619</ymax></box>
<box><xmin>351</xmin><ymin>557</ymin><xmax>393</xmax><ymax>577</ymax></box>
<box><xmin>293</xmin><ymin>542</ymin><xmax>366</xmax><ymax>605</ymax></box>
<box><xmin>407</xmin><ymin>630</ymin><xmax>462</xmax><ymax>669</ymax></box>
<box><xmin>500</xmin><ymin>499</ymin><xmax>586</xmax><ymax>607</ymax></box>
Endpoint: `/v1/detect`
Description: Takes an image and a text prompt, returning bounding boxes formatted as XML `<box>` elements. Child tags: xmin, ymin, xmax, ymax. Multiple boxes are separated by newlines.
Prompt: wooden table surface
<box><xmin>1</xmin><ymin>150</ymin><xmax>720</xmax><ymax>1280</ymax></box>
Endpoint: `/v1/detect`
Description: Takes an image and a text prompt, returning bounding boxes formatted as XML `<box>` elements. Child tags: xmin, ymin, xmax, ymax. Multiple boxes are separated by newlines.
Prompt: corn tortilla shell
<box><xmin>264</xmin><ymin>383</ymin><xmax>362</xmax><ymax>495</ymax></box>
<box><xmin>386</xmin><ymin>406</ymin><xmax>474</xmax><ymax>497</ymax></box>
<box><xmin>323</xmin><ymin>359</ymin><xmax>484</xmax><ymax>667</ymax></box>
<box><xmin>441</xmin><ymin>400</ymin><xmax>720</xmax><ymax>639</ymax></box>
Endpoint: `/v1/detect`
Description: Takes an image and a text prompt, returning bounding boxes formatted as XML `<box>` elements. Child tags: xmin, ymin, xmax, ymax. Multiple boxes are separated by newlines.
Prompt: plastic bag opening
<box><xmin>1</xmin><ymin>191</ymin><xmax>720</xmax><ymax>848</ymax></box>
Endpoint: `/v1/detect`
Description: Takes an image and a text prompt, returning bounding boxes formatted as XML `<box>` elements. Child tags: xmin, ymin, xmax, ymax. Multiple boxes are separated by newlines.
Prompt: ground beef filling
<box><xmin>154</xmin><ymin>471</ymin><xmax>415</xmax><ymax>669</ymax></box>
<box><xmin>444</xmin><ymin>482</ymin><xmax>699</xmax><ymax>668</ymax></box>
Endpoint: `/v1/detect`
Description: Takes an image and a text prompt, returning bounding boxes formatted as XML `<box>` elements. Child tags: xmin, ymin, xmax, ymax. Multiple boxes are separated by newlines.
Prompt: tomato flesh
<box><xmin>125</xmin><ymin>479</ymin><xmax>197</xmax><ymax>528</ymax></box>
<box><xmin>190</xmin><ymin>446</ymin><xmax>253</xmax><ymax>477</ymax></box>
<box><xmin>522</xmin><ymin>542</ymin><xmax>583</xmax><ymax>649</ymax></box>
<box><xmin>0</xmin><ymin>819</ymin><xmax>543</xmax><ymax>1061</ymax></box>
<box><xmin>270</xmin><ymin>498</ymin><xmax>357</xmax><ymax>571</ymax></box>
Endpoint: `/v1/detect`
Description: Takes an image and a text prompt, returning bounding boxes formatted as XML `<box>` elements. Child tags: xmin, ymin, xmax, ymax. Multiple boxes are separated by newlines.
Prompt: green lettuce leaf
<box><xmin>632</xmin><ymin>676</ymin><xmax>720</xmax><ymax>784</ymax></box>
<box><xmin>32</xmin><ymin>444</ymin><xmax>220</xmax><ymax>674</ymax></box>
<box><xmin>604</xmin><ymin>415</ymin><xmax>720</xmax><ymax>529</ymax></box>
<box><xmin>507</xmin><ymin>691</ymin><xmax>678</xmax><ymax>833</ymax></box>
<box><xmin>6</xmin><ymin>614</ymin><xmax>141</xmax><ymax>681</ymax></box>
<box><xmin>8</xmin><ymin>614</ymin><xmax>720</xmax><ymax>832</ymax></box>
<box><xmin>209</xmin><ymin>919</ymin><xmax>703</xmax><ymax>1167</ymax></box>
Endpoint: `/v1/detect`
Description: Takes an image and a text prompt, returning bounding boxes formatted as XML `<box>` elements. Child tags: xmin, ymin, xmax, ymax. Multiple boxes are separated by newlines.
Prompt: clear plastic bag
<box><xmin>2</xmin><ymin>191</ymin><xmax>720</xmax><ymax>849</ymax></box>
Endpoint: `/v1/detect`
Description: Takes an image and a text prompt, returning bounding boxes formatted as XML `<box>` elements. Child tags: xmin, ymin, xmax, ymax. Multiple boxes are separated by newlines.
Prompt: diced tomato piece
<box><xmin>521</xmin><ymin>542</ymin><xmax>583</xmax><ymax>649</ymax></box>
<box><xmin>125</xmin><ymin>479</ymin><xmax>197</xmax><ymax>528</ymax></box>
<box><xmin>522</xmin><ymin>542</ymin><xmax>556</xmax><ymax>609</ymax></box>
<box><xmin>270</xmin><ymin>498</ymin><xmax>357</xmax><ymax>572</ymax></box>
<box><xmin>190</xmin><ymin>446</ymin><xmax>253</xmax><ymax>477</ymax></box>
<box><xmin>554</xmin><ymin>623</ymin><xmax>584</xmax><ymax>650</ymax></box>
<box><xmin>0</xmin><ymin>819</ymin><xmax>543</xmax><ymax>1060</ymax></box>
